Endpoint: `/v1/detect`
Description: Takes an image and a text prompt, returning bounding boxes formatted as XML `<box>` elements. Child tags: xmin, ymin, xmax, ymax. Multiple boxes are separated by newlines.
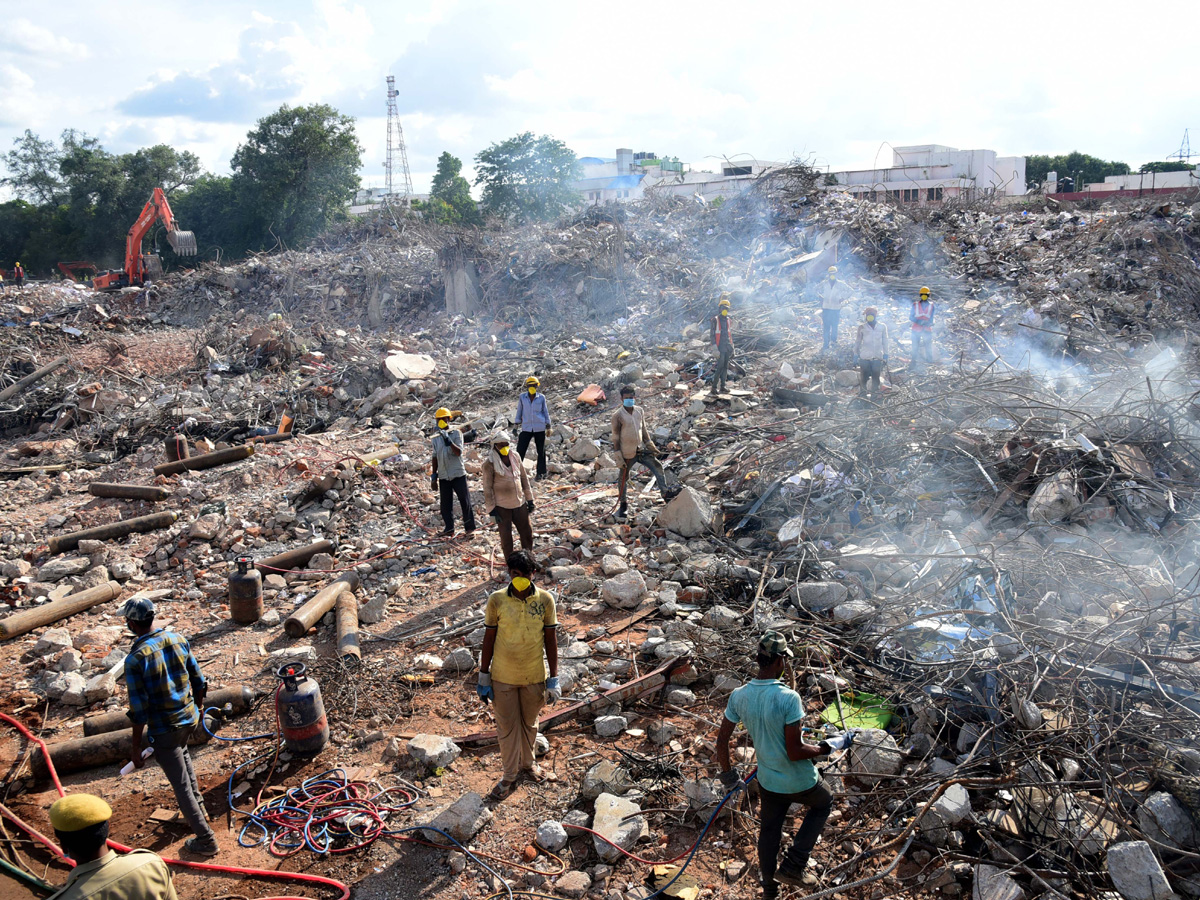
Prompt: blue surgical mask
<box><xmin>623</xmin><ymin>398</ymin><xmax>635</xmax><ymax>408</ymax></box>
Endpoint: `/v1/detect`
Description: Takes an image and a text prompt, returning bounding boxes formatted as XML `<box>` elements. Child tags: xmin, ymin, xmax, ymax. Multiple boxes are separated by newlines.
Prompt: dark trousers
<box><xmin>438</xmin><ymin>475</ymin><xmax>475</xmax><ymax>533</ymax></box>
<box><xmin>821</xmin><ymin>309</ymin><xmax>840</xmax><ymax>348</ymax></box>
<box><xmin>758</xmin><ymin>779</ymin><xmax>834</xmax><ymax>888</ymax></box>
<box><xmin>714</xmin><ymin>347</ymin><xmax>732</xmax><ymax>391</ymax></box>
<box><xmin>150</xmin><ymin>724</ymin><xmax>215</xmax><ymax>843</ymax></box>
<box><xmin>493</xmin><ymin>504</ymin><xmax>533</xmax><ymax>561</ymax></box>
<box><xmin>859</xmin><ymin>358</ymin><xmax>883</xmax><ymax>393</ymax></box>
<box><xmin>618</xmin><ymin>450</ymin><xmax>670</xmax><ymax>510</ymax></box>
<box><xmin>516</xmin><ymin>430</ymin><xmax>547</xmax><ymax>477</ymax></box>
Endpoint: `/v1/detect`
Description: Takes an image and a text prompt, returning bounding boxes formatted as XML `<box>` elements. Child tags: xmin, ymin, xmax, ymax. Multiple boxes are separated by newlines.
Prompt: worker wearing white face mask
<box><xmin>815</xmin><ymin>265</ymin><xmax>852</xmax><ymax>351</ymax></box>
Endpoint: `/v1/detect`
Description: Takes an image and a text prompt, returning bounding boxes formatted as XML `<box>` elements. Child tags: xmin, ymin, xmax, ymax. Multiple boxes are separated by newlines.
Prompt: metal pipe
<box><xmin>0</xmin><ymin>582</ymin><xmax>122</xmax><ymax>640</ymax></box>
<box><xmin>47</xmin><ymin>511</ymin><xmax>178</xmax><ymax>555</ymax></box>
<box><xmin>33</xmin><ymin>720</ymin><xmax>209</xmax><ymax>778</ymax></box>
<box><xmin>81</xmin><ymin>685</ymin><xmax>256</xmax><ymax>736</ymax></box>
<box><xmin>153</xmin><ymin>444</ymin><xmax>254</xmax><ymax>477</ymax></box>
<box><xmin>284</xmin><ymin>572</ymin><xmax>360</xmax><ymax>638</ymax></box>
<box><xmin>256</xmin><ymin>539</ymin><xmax>335</xmax><ymax>574</ymax></box>
<box><xmin>87</xmin><ymin>482</ymin><xmax>171</xmax><ymax>502</ymax></box>
<box><xmin>336</xmin><ymin>589</ymin><xmax>361</xmax><ymax>661</ymax></box>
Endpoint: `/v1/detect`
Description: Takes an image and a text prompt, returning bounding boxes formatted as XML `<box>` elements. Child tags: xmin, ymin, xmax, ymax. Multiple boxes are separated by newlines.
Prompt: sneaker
<box><xmin>183</xmin><ymin>836</ymin><xmax>219</xmax><ymax>857</ymax></box>
<box><xmin>774</xmin><ymin>861</ymin><xmax>817</xmax><ymax>888</ymax></box>
<box><xmin>485</xmin><ymin>778</ymin><xmax>518</xmax><ymax>802</ymax></box>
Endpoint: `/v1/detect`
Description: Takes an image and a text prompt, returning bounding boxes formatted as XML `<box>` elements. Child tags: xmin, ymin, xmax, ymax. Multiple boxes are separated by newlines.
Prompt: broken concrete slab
<box><xmin>600</xmin><ymin>570</ymin><xmax>646</xmax><ymax>609</ymax></box>
<box><xmin>851</xmin><ymin>728</ymin><xmax>904</xmax><ymax>787</ymax></box>
<box><xmin>422</xmin><ymin>792</ymin><xmax>492</xmax><ymax>843</ymax></box>
<box><xmin>407</xmin><ymin>734</ymin><xmax>462</xmax><ymax>769</ymax></box>
<box><xmin>1106</xmin><ymin>841</ymin><xmax>1177</xmax><ymax>900</ymax></box>
<box><xmin>656</xmin><ymin>487</ymin><xmax>713</xmax><ymax>538</ymax></box>
<box><xmin>592</xmin><ymin>793</ymin><xmax>647</xmax><ymax>862</ymax></box>
<box><xmin>972</xmin><ymin>864</ymin><xmax>1026</xmax><ymax>900</ymax></box>
<box><xmin>1138</xmin><ymin>792</ymin><xmax>1198</xmax><ymax>851</ymax></box>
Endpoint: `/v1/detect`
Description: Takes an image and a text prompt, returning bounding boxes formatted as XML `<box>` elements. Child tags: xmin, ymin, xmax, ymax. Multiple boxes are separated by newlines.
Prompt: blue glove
<box><xmin>546</xmin><ymin>676</ymin><xmax>561</xmax><ymax>703</ymax></box>
<box><xmin>476</xmin><ymin>672</ymin><xmax>494</xmax><ymax>704</ymax></box>
<box><xmin>820</xmin><ymin>730</ymin><xmax>854</xmax><ymax>754</ymax></box>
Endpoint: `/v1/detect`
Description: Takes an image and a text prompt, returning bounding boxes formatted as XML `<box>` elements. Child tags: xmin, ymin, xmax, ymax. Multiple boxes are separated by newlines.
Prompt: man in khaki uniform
<box><xmin>477</xmin><ymin>551</ymin><xmax>560</xmax><ymax>801</ymax></box>
<box><xmin>47</xmin><ymin>793</ymin><xmax>176</xmax><ymax>900</ymax></box>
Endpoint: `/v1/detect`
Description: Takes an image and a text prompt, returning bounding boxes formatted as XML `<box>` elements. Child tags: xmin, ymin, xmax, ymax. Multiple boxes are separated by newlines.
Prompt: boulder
<box><xmin>1106</xmin><ymin>841</ymin><xmax>1177</xmax><ymax>900</ymax></box>
<box><xmin>972</xmin><ymin>864</ymin><xmax>1026</xmax><ymax>900</ymax></box>
<box><xmin>1138</xmin><ymin>792</ymin><xmax>1198</xmax><ymax>851</ymax></box>
<box><xmin>833</xmin><ymin>600</ymin><xmax>876</xmax><ymax>623</ymax></box>
<box><xmin>422</xmin><ymin>792</ymin><xmax>492</xmax><ymax>843</ymax></box>
<box><xmin>851</xmin><ymin>728</ymin><xmax>904</xmax><ymax>787</ymax></box>
<box><xmin>357</xmin><ymin>593</ymin><xmax>388</xmax><ymax>625</ymax></box>
<box><xmin>55</xmin><ymin>649</ymin><xmax>85</xmax><ymax>672</ymax></box>
<box><xmin>656</xmin><ymin>487</ymin><xmax>713</xmax><ymax>538</ymax></box>
<box><xmin>701</xmin><ymin>605</ymin><xmax>740</xmax><ymax>630</ymax></box>
<box><xmin>791</xmin><ymin>581</ymin><xmax>849</xmax><ymax>612</ymax></box>
<box><xmin>73</xmin><ymin>626</ymin><xmax>124</xmax><ymax>650</ymax></box>
<box><xmin>537</xmin><ymin>820</ymin><xmax>569</xmax><ymax>853</ymax></box>
<box><xmin>34</xmin><ymin>628</ymin><xmax>74</xmax><ymax>657</ymax></box>
<box><xmin>592</xmin><ymin>793</ymin><xmax>647</xmax><ymax>863</ymax></box>
<box><xmin>582</xmin><ymin>760</ymin><xmax>635</xmax><ymax>799</ymax></box>
<box><xmin>442</xmin><ymin>647</ymin><xmax>476</xmax><ymax>672</ymax></box>
<box><xmin>594</xmin><ymin>716</ymin><xmax>628</xmax><ymax>738</ymax></box>
<box><xmin>407</xmin><ymin>734</ymin><xmax>462</xmax><ymax>769</ymax></box>
<box><xmin>601</xmin><ymin>570</ymin><xmax>647</xmax><ymax>609</ymax></box>
<box><xmin>37</xmin><ymin>557</ymin><xmax>91</xmax><ymax>582</ymax></box>
<box><xmin>569</xmin><ymin>439</ymin><xmax>602</xmax><ymax>462</ymax></box>
<box><xmin>601</xmin><ymin>555</ymin><xmax>630</xmax><ymax>577</ymax></box>
<box><xmin>61</xmin><ymin>673</ymin><xmax>90</xmax><ymax>706</ymax></box>
<box><xmin>84</xmin><ymin>668</ymin><xmax>119</xmax><ymax>703</ymax></box>
<box><xmin>43</xmin><ymin>671</ymin><xmax>83</xmax><ymax>701</ymax></box>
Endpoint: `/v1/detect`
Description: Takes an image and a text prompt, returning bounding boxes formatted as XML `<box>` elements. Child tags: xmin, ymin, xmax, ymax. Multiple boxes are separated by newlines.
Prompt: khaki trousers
<box><xmin>493</xmin><ymin>680</ymin><xmax>545</xmax><ymax>781</ymax></box>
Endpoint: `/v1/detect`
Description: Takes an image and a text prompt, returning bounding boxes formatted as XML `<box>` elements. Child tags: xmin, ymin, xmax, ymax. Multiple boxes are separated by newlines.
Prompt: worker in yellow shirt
<box><xmin>46</xmin><ymin>793</ymin><xmax>177</xmax><ymax>900</ymax></box>
<box><xmin>476</xmin><ymin>550</ymin><xmax>560</xmax><ymax>801</ymax></box>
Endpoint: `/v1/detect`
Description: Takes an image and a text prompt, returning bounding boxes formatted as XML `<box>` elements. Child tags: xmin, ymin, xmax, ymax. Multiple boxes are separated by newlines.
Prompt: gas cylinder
<box><xmin>165</xmin><ymin>428</ymin><xmax>190</xmax><ymax>462</ymax></box>
<box><xmin>276</xmin><ymin>663</ymin><xmax>328</xmax><ymax>754</ymax></box>
<box><xmin>228</xmin><ymin>557</ymin><xmax>263</xmax><ymax>624</ymax></box>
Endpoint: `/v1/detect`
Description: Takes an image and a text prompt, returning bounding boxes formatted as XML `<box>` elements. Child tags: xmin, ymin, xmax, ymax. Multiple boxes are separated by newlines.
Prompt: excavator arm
<box><xmin>95</xmin><ymin>187</ymin><xmax>195</xmax><ymax>291</ymax></box>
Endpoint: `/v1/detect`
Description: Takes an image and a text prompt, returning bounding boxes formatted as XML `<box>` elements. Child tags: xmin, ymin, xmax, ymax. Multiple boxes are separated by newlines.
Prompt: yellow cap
<box><xmin>434</xmin><ymin>407</ymin><xmax>452</xmax><ymax>420</ymax></box>
<box><xmin>919</xmin><ymin>286</ymin><xmax>930</xmax><ymax>295</ymax></box>
<box><xmin>50</xmin><ymin>794</ymin><xmax>112</xmax><ymax>832</ymax></box>
<box><xmin>524</xmin><ymin>376</ymin><xmax>540</xmax><ymax>387</ymax></box>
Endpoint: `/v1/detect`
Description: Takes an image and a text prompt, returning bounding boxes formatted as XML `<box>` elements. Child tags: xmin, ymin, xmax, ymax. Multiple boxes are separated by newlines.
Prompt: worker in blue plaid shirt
<box><xmin>122</xmin><ymin>596</ymin><xmax>219</xmax><ymax>857</ymax></box>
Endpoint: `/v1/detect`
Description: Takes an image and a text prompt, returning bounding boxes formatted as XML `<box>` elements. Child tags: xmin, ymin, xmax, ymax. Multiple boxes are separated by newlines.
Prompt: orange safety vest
<box><xmin>711</xmin><ymin>314</ymin><xmax>732</xmax><ymax>349</ymax></box>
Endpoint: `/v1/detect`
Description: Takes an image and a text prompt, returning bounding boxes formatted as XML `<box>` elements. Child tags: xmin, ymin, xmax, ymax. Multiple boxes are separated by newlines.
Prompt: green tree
<box><xmin>1139</xmin><ymin>160</ymin><xmax>1195</xmax><ymax>174</ymax></box>
<box><xmin>474</xmin><ymin>132</ymin><xmax>579</xmax><ymax>222</ymax></box>
<box><xmin>231</xmin><ymin>103</ymin><xmax>362</xmax><ymax>249</ymax></box>
<box><xmin>428</xmin><ymin>151</ymin><xmax>480</xmax><ymax>224</ymax></box>
<box><xmin>1</xmin><ymin>129</ymin><xmax>65</xmax><ymax>204</ymax></box>
<box><xmin>1026</xmin><ymin>152</ymin><xmax>1131</xmax><ymax>189</ymax></box>
<box><xmin>171</xmin><ymin>174</ymin><xmax>247</xmax><ymax>261</ymax></box>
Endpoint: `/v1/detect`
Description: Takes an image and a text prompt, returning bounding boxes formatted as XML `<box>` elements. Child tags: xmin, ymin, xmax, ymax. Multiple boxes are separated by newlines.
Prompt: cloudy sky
<box><xmin>2</xmin><ymin>0</ymin><xmax>1195</xmax><ymax>196</ymax></box>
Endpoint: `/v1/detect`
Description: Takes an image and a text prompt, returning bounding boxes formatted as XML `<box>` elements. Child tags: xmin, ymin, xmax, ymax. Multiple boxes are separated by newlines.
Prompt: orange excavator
<box><xmin>93</xmin><ymin>187</ymin><xmax>197</xmax><ymax>291</ymax></box>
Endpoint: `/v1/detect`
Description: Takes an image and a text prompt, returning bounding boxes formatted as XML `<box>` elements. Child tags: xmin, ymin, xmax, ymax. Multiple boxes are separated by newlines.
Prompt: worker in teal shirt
<box><xmin>716</xmin><ymin>632</ymin><xmax>852</xmax><ymax>896</ymax></box>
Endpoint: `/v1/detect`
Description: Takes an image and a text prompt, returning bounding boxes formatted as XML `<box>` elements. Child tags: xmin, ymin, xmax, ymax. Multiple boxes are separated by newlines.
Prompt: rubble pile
<box><xmin>1</xmin><ymin>179</ymin><xmax>1200</xmax><ymax>900</ymax></box>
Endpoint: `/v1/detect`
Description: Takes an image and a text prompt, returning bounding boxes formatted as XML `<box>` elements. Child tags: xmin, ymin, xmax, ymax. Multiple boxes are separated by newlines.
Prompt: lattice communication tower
<box><xmin>385</xmin><ymin>75</ymin><xmax>413</xmax><ymax>206</ymax></box>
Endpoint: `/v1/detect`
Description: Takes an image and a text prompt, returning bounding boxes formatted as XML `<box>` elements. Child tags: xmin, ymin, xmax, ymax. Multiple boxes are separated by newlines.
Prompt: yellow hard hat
<box><xmin>434</xmin><ymin>407</ymin><xmax>452</xmax><ymax>420</ymax></box>
<box><xmin>524</xmin><ymin>376</ymin><xmax>540</xmax><ymax>387</ymax></box>
<box><xmin>919</xmin><ymin>286</ymin><xmax>930</xmax><ymax>296</ymax></box>
<box><xmin>827</xmin><ymin>265</ymin><xmax>837</xmax><ymax>274</ymax></box>
<box><xmin>718</xmin><ymin>296</ymin><xmax>731</xmax><ymax>308</ymax></box>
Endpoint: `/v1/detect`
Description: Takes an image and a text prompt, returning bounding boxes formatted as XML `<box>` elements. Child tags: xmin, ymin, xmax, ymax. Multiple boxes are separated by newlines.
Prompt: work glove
<box><xmin>430</xmin><ymin>474</ymin><xmax>438</xmax><ymax>491</ymax></box>
<box><xmin>819</xmin><ymin>731</ymin><xmax>855</xmax><ymax>754</ymax></box>
<box><xmin>476</xmin><ymin>672</ymin><xmax>494</xmax><ymax>705</ymax></box>
<box><xmin>489</xmin><ymin>509</ymin><xmax>500</xmax><ymax>523</ymax></box>
<box><xmin>546</xmin><ymin>676</ymin><xmax>561</xmax><ymax>704</ymax></box>
<box><xmin>719</xmin><ymin>768</ymin><xmax>743</xmax><ymax>790</ymax></box>
<box><xmin>526</xmin><ymin>500</ymin><xmax>535</xmax><ymax>513</ymax></box>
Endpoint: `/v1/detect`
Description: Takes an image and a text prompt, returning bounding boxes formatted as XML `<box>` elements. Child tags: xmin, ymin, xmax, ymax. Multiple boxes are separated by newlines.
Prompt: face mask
<box><xmin>866</xmin><ymin>316</ymin><xmax>876</xmax><ymax>324</ymax></box>
<box><xmin>829</xmin><ymin>275</ymin><xmax>836</xmax><ymax>281</ymax></box>
<box><xmin>497</xmin><ymin>446</ymin><xmax>509</xmax><ymax>456</ymax></box>
<box><xmin>528</xmin><ymin>388</ymin><xmax>536</xmax><ymax>396</ymax></box>
<box><xmin>623</xmin><ymin>398</ymin><xmax>635</xmax><ymax>408</ymax></box>
<box><xmin>720</xmin><ymin>309</ymin><xmax>728</xmax><ymax>316</ymax></box>
<box><xmin>511</xmin><ymin>576</ymin><xmax>531</xmax><ymax>592</ymax></box>
<box><xmin>437</xmin><ymin>420</ymin><xmax>448</xmax><ymax>429</ymax></box>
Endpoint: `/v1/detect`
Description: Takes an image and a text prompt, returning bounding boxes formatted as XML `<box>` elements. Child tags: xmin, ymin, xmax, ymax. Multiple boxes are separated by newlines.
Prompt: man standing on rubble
<box><xmin>710</xmin><ymin>294</ymin><xmax>735</xmax><ymax>393</ymax></box>
<box><xmin>477</xmin><ymin>550</ymin><xmax>560</xmax><ymax>801</ymax></box>
<box><xmin>122</xmin><ymin>597</ymin><xmax>220</xmax><ymax>858</ymax></box>
<box><xmin>515</xmin><ymin>376</ymin><xmax>552</xmax><ymax>481</ymax></box>
<box><xmin>482</xmin><ymin>429</ymin><xmax>536</xmax><ymax>562</ymax></box>
<box><xmin>612</xmin><ymin>385</ymin><xmax>677</xmax><ymax>522</ymax></box>
<box><xmin>815</xmin><ymin>265</ymin><xmax>851</xmax><ymax>351</ymax></box>
<box><xmin>716</xmin><ymin>632</ymin><xmax>850</xmax><ymax>896</ymax></box>
<box><xmin>854</xmin><ymin>306</ymin><xmax>889</xmax><ymax>397</ymax></box>
<box><xmin>431</xmin><ymin>407</ymin><xmax>476</xmax><ymax>538</ymax></box>
<box><xmin>909</xmin><ymin>286</ymin><xmax>935</xmax><ymax>370</ymax></box>
<box><xmin>13</xmin><ymin>261</ymin><xmax>25</xmax><ymax>290</ymax></box>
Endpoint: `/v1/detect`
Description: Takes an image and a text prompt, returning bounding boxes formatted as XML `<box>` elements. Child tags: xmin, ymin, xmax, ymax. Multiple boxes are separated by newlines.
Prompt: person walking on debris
<box><xmin>46</xmin><ymin>793</ymin><xmax>178</xmax><ymax>900</ymax></box>
<box><xmin>854</xmin><ymin>306</ymin><xmax>889</xmax><ymax>397</ymax></box>
<box><xmin>476</xmin><ymin>550</ymin><xmax>560</xmax><ymax>801</ymax></box>
<box><xmin>122</xmin><ymin>597</ymin><xmax>219</xmax><ymax>858</ymax></box>
<box><xmin>482</xmin><ymin>429</ymin><xmax>536</xmax><ymax>562</ymax></box>
<box><xmin>612</xmin><ymin>385</ymin><xmax>677</xmax><ymax>522</ymax></box>
<box><xmin>716</xmin><ymin>632</ymin><xmax>852</xmax><ymax>896</ymax></box>
<box><xmin>515</xmin><ymin>376</ymin><xmax>552</xmax><ymax>480</ymax></box>
<box><xmin>815</xmin><ymin>265</ymin><xmax>851</xmax><ymax>351</ymax></box>
<box><xmin>13</xmin><ymin>261</ymin><xmax>25</xmax><ymax>290</ymax></box>
<box><xmin>909</xmin><ymin>286</ymin><xmax>935</xmax><ymax>369</ymax></box>
<box><xmin>710</xmin><ymin>294</ymin><xmax>735</xmax><ymax>393</ymax></box>
<box><xmin>431</xmin><ymin>407</ymin><xmax>476</xmax><ymax>538</ymax></box>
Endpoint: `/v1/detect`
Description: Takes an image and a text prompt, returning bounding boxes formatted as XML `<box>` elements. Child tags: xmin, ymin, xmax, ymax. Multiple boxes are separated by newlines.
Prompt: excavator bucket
<box><xmin>167</xmin><ymin>230</ymin><xmax>197</xmax><ymax>256</ymax></box>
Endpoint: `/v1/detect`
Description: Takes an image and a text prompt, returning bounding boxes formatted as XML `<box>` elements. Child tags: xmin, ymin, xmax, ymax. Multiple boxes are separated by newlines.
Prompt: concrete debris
<box><xmin>851</xmin><ymin>729</ymin><xmax>904</xmax><ymax>787</ymax></box>
<box><xmin>592</xmin><ymin>793</ymin><xmax>647</xmax><ymax>862</ymax></box>
<box><xmin>536</xmin><ymin>820</ymin><xmax>569</xmax><ymax>852</ymax></box>
<box><xmin>421</xmin><ymin>792</ymin><xmax>492</xmax><ymax>844</ymax></box>
<box><xmin>1138</xmin><ymin>792</ymin><xmax>1198</xmax><ymax>851</ymax></box>
<box><xmin>972</xmin><ymin>865</ymin><xmax>1026</xmax><ymax>900</ymax></box>
<box><xmin>554</xmin><ymin>871</ymin><xmax>591</xmax><ymax>899</ymax></box>
<box><xmin>600</xmin><ymin>570</ymin><xmax>647</xmax><ymax>609</ymax></box>
<box><xmin>407</xmin><ymin>734</ymin><xmax>461</xmax><ymax>769</ymax></box>
<box><xmin>655</xmin><ymin>487</ymin><xmax>713</xmax><ymax>537</ymax></box>
<box><xmin>594</xmin><ymin>715</ymin><xmax>629</xmax><ymax>738</ymax></box>
<box><xmin>1106</xmin><ymin>841</ymin><xmax>1178</xmax><ymax>900</ymax></box>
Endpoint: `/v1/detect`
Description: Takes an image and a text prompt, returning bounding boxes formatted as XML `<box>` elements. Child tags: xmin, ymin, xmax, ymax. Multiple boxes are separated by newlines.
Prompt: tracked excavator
<box><xmin>93</xmin><ymin>187</ymin><xmax>197</xmax><ymax>291</ymax></box>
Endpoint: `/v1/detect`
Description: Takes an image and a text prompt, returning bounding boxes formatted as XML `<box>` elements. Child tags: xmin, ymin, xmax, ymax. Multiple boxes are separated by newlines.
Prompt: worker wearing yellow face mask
<box><xmin>514</xmin><ymin>376</ymin><xmax>552</xmax><ymax>480</ymax></box>
<box><xmin>710</xmin><ymin>295</ymin><xmax>735</xmax><ymax>393</ymax></box>
<box><xmin>482</xmin><ymin>429</ymin><xmax>535</xmax><ymax>563</ymax></box>
<box><xmin>854</xmin><ymin>307</ymin><xmax>889</xmax><ymax>397</ymax></box>
<box><xmin>478</xmin><ymin>550</ymin><xmax>559</xmax><ymax>801</ymax></box>
<box><xmin>431</xmin><ymin>407</ymin><xmax>476</xmax><ymax>537</ymax></box>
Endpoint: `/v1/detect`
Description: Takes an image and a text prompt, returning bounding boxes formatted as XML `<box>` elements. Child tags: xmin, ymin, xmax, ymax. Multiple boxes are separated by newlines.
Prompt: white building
<box><xmin>1052</xmin><ymin>168</ymin><xmax>1199</xmax><ymax>196</ymax></box>
<box><xmin>827</xmin><ymin>145</ymin><xmax>1027</xmax><ymax>205</ymax></box>
<box><xmin>574</xmin><ymin>149</ymin><xmax>781</xmax><ymax>205</ymax></box>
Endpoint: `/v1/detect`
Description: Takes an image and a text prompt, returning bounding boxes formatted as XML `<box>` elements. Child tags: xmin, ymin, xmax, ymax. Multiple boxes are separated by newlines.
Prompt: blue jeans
<box><xmin>821</xmin><ymin>309</ymin><xmax>840</xmax><ymax>348</ymax></box>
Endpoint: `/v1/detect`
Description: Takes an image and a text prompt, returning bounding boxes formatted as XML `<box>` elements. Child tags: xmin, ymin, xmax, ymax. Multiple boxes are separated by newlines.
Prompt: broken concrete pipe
<box><xmin>0</xmin><ymin>581</ymin><xmax>123</xmax><ymax>640</ymax></box>
<box><xmin>46</xmin><ymin>511</ymin><xmax>178</xmax><ymax>556</ymax></box>
<box><xmin>152</xmin><ymin>443</ymin><xmax>255</xmax><ymax>477</ymax></box>
<box><xmin>336</xmin><ymin>587</ymin><xmax>361</xmax><ymax>661</ymax></box>
<box><xmin>255</xmin><ymin>539</ymin><xmax>335</xmax><ymax>574</ymax></box>
<box><xmin>82</xmin><ymin>685</ymin><xmax>257</xmax><ymax>737</ymax></box>
<box><xmin>87</xmin><ymin>483</ymin><xmax>171</xmax><ymax>502</ymax></box>
<box><xmin>284</xmin><ymin>571</ymin><xmax>361</xmax><ymax>638</ymax></box>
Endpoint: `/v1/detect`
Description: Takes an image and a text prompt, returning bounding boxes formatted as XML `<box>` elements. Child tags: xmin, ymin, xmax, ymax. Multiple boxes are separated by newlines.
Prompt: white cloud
<box><xmin>8</xmin><ymin>18</ymin><xmax>88</xmax><ymax>59</ymax></box>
